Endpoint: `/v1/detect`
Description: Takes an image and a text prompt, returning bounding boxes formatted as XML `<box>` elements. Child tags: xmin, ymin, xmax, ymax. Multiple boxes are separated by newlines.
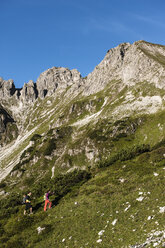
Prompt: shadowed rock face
<box><xmin>0</xmin><ymin>105</ymin><xmax>14</xmax><ymax>127</ymax></box>
<box><xmin>0</xmin><ymin>105</ymin><xmax>18</xmax><ymax>145</ymax></box>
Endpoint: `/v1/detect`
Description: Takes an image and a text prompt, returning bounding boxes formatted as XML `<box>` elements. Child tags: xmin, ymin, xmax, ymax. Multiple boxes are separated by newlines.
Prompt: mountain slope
<box><xmin>0</xmin><ymin>40</ymin><xmax>165</xmax><ymax>248</ymax></box>
<box><xmin>1</xmin><ymin>40</ymin><xmax>165</xmax><ymax>184</ymax></box>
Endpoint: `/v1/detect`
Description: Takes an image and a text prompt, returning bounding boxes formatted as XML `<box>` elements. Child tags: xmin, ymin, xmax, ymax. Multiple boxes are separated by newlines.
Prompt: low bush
<box><xmin>138</xmin><ymin>152</ymin><xmax>150</xmax><ymax>163</ymax></box>
<box><xmin>0</xmin><ymin>223</ymin><xmax>5</xmax><ymax>236</ymax></box>
<box><xmin>0</xmin><ymin>193</ymin><xmax>22</xmax><ymax>209</ymax></box>
<box><xmin>5</xmin><ymin>234</ymin><xmax>24</xmax><ymax>248</ymax></box>
<box><xmin>89</xmin><ymin>129</ymin><xmax>108</xmax><ymax>141</ymax></box>
<box><xmin>20</xmin><ymin>146</ymin><xmax>34</xmax><ymax>160</ymax></box>
<box><xmin>41</xmin><ymin>138</ymin><xmax>56</xmax><ymax>156</ymax></box>
<box><xmin>149</xmin><ymin>147</ymin><xmax>165</xmax><ymax>162</ymax></box>
<box><xmin>0</xmin><ymin>181</ymin><xmax>6</xmax><ymax>188</ymax></box>
<box><xmin>31</xmin><ymin>170</ymin><xmax>91</xmax><ymax>202</ymax></box>
<box><xmin>55</xmin><ymin>126</ymin><xmax>73</xmax><ymax>140</ymax></box>
<box><xmin>51</xmin><ymin>170</ymin><xmax>91</xmax><ymax>199</ymax></box>
<box><xmin>30</xmin><ymin>133</ymin><xmax>42</xmax><ymax>142</ymax></box>
<box><xmin>97</xmin><ymin>144</ymin><xmax>150</xmax><ymax>168</ymax></box>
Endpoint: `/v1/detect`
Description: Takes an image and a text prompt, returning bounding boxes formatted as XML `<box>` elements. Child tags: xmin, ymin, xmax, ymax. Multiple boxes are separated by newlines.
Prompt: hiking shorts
<box><xmin>25</xmin><ymin>203</ymin><xmax>32</xmax><ymax>210</ymax></box>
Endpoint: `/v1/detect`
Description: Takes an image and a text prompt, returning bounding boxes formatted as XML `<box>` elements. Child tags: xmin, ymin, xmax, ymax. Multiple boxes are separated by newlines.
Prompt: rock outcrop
<box><xmin>36</xmin><ymin>67</ymin><xmax>83</xmax><ymax>98</ymax></box>
<box><xmin>85</xmin><ymin>41</ymin><xmax>165</xmax><ymax>95</ymax></box>
<box><xmin>0</xmin><ymin>67</ymin><xmax>84</xmax><ymax>102</ymax></box>
<box><xmin>0</xmin><ymin>77</ymin><xmax>16</xmax><ymax>98</ymax></box>
<box><xmin>20</xmin><ymin>80</ymin><xmax>38</xmax><ymax>102</ymax></box>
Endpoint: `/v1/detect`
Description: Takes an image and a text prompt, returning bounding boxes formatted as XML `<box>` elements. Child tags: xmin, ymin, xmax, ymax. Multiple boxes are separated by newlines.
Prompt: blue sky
<box><xmin>1</xmin><ymin>0</ymin><xmax>165</xmax><ymax>88</ymax></box>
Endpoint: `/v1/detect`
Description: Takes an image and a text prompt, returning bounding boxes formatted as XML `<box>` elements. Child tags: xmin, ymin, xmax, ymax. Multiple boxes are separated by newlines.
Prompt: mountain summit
<box><xmin>85</xmin><ymin>40</ymin><xmax>165</xmax><ymax>95</ymax></box>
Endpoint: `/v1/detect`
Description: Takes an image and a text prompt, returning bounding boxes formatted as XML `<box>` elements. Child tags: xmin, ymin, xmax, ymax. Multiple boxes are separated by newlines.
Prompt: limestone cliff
<box><xmin>85</xmin><ymin>41</ymin><xmax>165</xmax><ymax>95</ymax></box>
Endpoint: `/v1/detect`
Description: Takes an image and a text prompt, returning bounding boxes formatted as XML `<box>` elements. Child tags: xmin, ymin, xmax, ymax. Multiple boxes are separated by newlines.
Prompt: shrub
<box><xmin>0</xmin><ymin>193</ymin><xmax>22</xmax><ymax>209</ymax></box>
<box><xmin>0</xmin><ymin>181</ymin><xmax>6</xmax><ymax>188</ymax></box>
<box><xmin>56</xmin><ymin>126</ymin><xmax>73</xmax><ymax>139</ymax></box>
<box><xmin>149</xmin><ymin>147</ymin><xmax>165</xmax><ymax>162</ymax></box>
<box><xmin>97</xmin><ymin>144</ymin><xmax>150</xmax><ymax>168</ymax></box>
<box><xmin>5</xmin><ymin>235</ymin><xmax>24</xmax><ymax>248</ymax></box>
<box><xmin>51</xmin><ymin>170</ymin><xmax>91</xmax><ymax>199</ymax></box>
<box><xmin>0</xmin><ymin>223</ymin><xmax>5</xmax><ymax>236</ymax></box>
<box><xmin>31</xmin><ymin>176</ymin><xmax>51</xmax><ymax>198</ymax></box>
<box><xmin>88</xmin><ymin>129</ymin><xmax>108</xmax><ymax>141</ymax></box>
<box><xmin>24</xmin><ymin>170</ymin><xmax>91</xmax><ymax>206</ymax></box>
<box><xmin>0</xmin><ymin>236</ymin><xmax>9</xmax><ymax>246</ymax></box>
<box><xmin>20</xmin><ymin>146</ymin><xmax>34</xmax><ymax>160</ymax></box>
<box><xmin>41</xmin><ymin>138</ymin><xmax>56</xmax><ymax>156</ymax></box>
<box><xmin>30</xmin><ymin>134</ymin><xmax>42</xmax><ymax>142</ymax></box>
<box><xmin>138</xmin><ymin>152</ymin><xmax>150</xmax><ymax>163</ymax></box>
<box><xmin>24</xmin><ymin>176</ymin><xmax>35</xmax><ymax>186</ymax></box>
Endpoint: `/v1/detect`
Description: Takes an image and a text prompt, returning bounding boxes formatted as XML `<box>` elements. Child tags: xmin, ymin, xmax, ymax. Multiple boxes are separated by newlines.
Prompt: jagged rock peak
<box><xmin>36</xmin><ymin>67</ymin><xmax>83</xmax><ymax>98</ymax></box>
<box><xmin>84</xmin><ymin>40</ymin><xmax>165</xmax><ymax>95</ymax></box>
<box><xmin>0</xmin><ymin>67</ymin><xmax>84</xmax><ymax>102</ymax></box>
<box><xmin>0</xmin><ymin>77</ymin><xmax>16</xmax><ymax>98</ymax></box>
<box><xmin>20</xmin><ymin>80</ymin><xmax>38</xmax><ymax>102</ymax></box>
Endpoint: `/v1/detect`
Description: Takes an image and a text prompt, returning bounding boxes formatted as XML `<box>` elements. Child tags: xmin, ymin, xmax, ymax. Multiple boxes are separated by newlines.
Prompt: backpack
<box><xmin>44</xmin><ymin>194</ymin><xmax>46</xmax><ymax>201</ymax></box>
<box><xmin>22</xmin><ymin>195</ymin><xmax>27</xmax><ymax>204</ymax></box>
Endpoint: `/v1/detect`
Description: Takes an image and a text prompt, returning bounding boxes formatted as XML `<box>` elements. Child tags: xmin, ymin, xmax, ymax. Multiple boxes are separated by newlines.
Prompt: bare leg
<box><xmin>30</xmin><ymin>207</ymin><xmax>33</xmax><ymax>214</ymax></box>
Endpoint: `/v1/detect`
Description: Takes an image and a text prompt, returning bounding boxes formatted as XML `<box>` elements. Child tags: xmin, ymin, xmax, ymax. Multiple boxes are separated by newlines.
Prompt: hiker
<box><xmin>24</xmin><ymin>192</ymin><xmax>33</xmax><ymax>215</ymax></box>
<box><xmin>44</xmin><ymin>190</ymin><xmax>52</xmax><ymax>211</ymax></box>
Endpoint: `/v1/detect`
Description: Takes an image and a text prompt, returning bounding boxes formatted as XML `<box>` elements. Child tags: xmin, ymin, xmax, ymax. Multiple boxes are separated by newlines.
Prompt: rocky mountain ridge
<box><xmin>2</xmin><ymin>40</ymin><xmax>165</xmax><ymax>104</ymax></box>
<box><xmin>0</xmin><ymin>67</ymin><xmax>83</xmax><ymax>102</ymax></box>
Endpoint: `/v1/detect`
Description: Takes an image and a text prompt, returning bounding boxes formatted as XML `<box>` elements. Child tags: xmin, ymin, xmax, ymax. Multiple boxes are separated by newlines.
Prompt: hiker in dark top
<box><xmin>24</xmin><ymin>192</ymin><xmax>33</xmax><ymax>215</ymax></box>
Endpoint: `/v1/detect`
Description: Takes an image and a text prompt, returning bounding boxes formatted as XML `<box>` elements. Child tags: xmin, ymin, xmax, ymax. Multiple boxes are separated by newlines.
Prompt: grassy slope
<box><xmin>32</xmin><ymin>159</ymin><xmax>165</xmax><ymax>248</ymax></box>
<box><xmin>0</xmin><ymin>147</ymin><xmax>164</xmax><ymax>248</ymax></box>
<box><xmin>0</xmin><ymin>74</ymin><xmax>165</xmax><ymax>247</ymax></box>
